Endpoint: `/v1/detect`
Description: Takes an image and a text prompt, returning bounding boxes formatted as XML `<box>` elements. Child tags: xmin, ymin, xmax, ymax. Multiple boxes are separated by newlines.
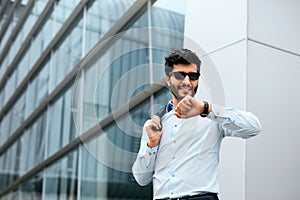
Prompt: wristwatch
<box><xmin>200</xmin><ymin>101</ymin><xmax>209</xmax><ymax>117</ymax></box>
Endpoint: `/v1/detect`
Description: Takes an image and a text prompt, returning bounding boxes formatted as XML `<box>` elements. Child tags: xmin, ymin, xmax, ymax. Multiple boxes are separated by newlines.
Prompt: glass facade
<box><xmin>0</xmin><ymin>0</ymin><xmax>186</xmax><ymax>199</ymax></box>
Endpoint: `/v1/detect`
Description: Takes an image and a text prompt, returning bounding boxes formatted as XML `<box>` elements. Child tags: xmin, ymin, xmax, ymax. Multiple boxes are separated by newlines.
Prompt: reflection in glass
<box><xmin>24</xmin><ymin>61</ymin><xmax>49</xmax><ymax>118</ymax></box>
<box><xmin>29</xmin><ymin>18</ymin><xmax>52</xmax><ymax>70</ymax></box>
<box><xmin>153</xmin><ymin>0</ymin><xmax>186</xmax><ymax>18</ymax></box>
<box><xmin>0</xmin><ymin>18</ymin><xmax>15</xmax><ymax>52</ymax></box>
<box><xmin>0</xmin><ymin>141</ymin><xmax>21</xmax><ymax>190</ymax></box>
<box><xmin>80</xmin><ymin>147</ymin><xmax>108</xmax><ymax>200</ymax></box>
<box><xmin>10</xmin><ymin>93</ymin><xmax>26</xmax><ymax>136</ymax></box>
<box><xmin>20</xmin><ymin>172</ymin><xmax>43</xmax><ymax>199</ymax></box>
<box><xmin>52</xmin><ymin>0</ymin><xmax>81</xmax><ymax>36</ymax></box>
<box><xmin>20</xmin><ymin>112</ymin><xmax>46</xmax><ymax>175</ymax></box>
<box><xmin>0</xmin><ymin>56</ymin><xmax>7</xmax><ymax>84</ymax></box>
<box><xmin>47</xmin><ymin>88</ymin><xmax>77</xmax><ymax>158</ymax></box>
<box><xmin>50</xmin><ymin>18</ymin><xmax>83</xmax><ymax>92</ymax></box>
<box><xmin>0</xmin><ymin>91</ymin><xmax>25</xmax><ymax>146</ymax></box>
<box><xmin>44</xmin><ymin>150</ymin><xmax>78</xmax><ymax>200</ymax></box>
<box><xmin>0</xmin><ymin>110</ymin><xmax>12</xmax><ymax>147</ymax></box>
<box><xmin>7</xmin><ymin>0</ymin><xmax>48</xmax><ymax>66</ymax></box>
<box><xmin>3</xmin><ymin>70</ymin><xmax>17</xmax><ymax>106</ymax></box>
<box><xmin>80</xmin><ymin>100</ymin><xmax>152</xmax><ymax>199</ymax></box>
<box><xmin>6</xmin><ymin>1</ymin><xmax>27</xmax><ymax>64</ymax></box>
<box><xmin>84</xmin><ymin>0</ymin><xmax>135</xmax><ymax>54</ymax></box>
<box><xmin>0</xmin><ymin>187</ymin><xmax>19</xmax><ymax>200</ymax></box>
<box><xmin>16</xmin><ymin>48</ymin><xmax>30</xmax><ymax>86</ymax></box>
<box><xmin>24</xmin><ymin>0</ymin><xmax>48</xmax><ymax>38</ymax></box>
<box><xmin>82</xmin><ymin>47</ymin><xmax>150</xmax><ymax>132</ymax></box>
<box><xmin>3</xmin><ymin>0</ymin><xmax>48</xmax><ymax>94</ymax></box>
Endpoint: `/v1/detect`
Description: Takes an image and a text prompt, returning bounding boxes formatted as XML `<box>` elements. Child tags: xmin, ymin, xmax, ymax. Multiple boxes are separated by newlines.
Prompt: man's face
<box><xmin>166</xmin><ymin>63</ymin><xmax>199</xmax><ymax>105</ymax></box>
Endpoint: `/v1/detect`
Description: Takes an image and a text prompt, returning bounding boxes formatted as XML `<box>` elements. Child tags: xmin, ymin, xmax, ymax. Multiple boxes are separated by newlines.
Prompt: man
<box><xmin>132</xmin><ymin>49</ymin><xmax>261</xmax><ymax>200</ymax></box>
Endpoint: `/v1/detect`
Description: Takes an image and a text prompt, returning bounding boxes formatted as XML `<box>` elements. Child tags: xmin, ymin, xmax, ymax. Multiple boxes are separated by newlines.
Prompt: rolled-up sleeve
<box><xmin>132</xmin><ymin>125</ymin><xmax>158</xmax><ymax>186</ymax></box>
<box><xmin>207</xmin><ymin>104</ymin><xmax>262</xmax><ymax>139</ymax></box>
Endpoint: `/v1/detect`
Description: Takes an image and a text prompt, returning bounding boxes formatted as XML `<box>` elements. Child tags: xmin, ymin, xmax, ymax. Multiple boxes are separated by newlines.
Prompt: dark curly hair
<box><xmin>164</xmin><ymin>49</ymin><xmax>201</xmax><ymax>76</ymax></box>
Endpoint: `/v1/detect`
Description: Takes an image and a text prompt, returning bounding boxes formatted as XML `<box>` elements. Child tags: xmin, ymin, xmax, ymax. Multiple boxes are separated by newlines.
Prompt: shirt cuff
<box><xmin>146</xmin><ymin>145</ymin><xmax>158</xmax><ymax>155</ymax></box>
<box><xmin>207</xmin><ymin>104</ymin><xmax>228</xmax><ymax>123</ymax></box>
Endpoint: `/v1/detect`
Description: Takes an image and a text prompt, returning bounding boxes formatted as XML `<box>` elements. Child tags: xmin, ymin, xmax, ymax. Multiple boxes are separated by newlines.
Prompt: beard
<box><xmin>170</xmin><ymin>83</ymin><xmax>197</xmax><ymax>101</ymax></box>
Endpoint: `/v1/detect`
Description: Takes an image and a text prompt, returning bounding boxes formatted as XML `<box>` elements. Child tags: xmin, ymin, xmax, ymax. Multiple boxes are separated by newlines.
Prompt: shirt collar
<box><xmin>166</xmin><ymin>101</ymin><xmax>176</xmax><ymax>112</ymax></box>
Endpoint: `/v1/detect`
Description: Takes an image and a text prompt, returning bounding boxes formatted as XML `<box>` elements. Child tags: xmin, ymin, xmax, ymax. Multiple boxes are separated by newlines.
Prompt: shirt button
<box><xmin>174</xmin><ymin>124</ymin><xmax>177</xmax><ymax>127</ymax></box>
<box><xmin>173</xmin><ymin>140</ymin><xmax>176</xmax><ymax>143</ymax></box>
<box><xmin>172</xmin><ymin>156</ymin><xmax>175</xmax><ymax>159</ymax></box>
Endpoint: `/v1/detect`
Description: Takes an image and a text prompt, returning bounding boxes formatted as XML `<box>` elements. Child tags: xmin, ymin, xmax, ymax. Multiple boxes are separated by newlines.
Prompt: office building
<box><xmin>0</xmin><ymin>0</ymin><xmax>185</xmax><ymax>199</ymax></box>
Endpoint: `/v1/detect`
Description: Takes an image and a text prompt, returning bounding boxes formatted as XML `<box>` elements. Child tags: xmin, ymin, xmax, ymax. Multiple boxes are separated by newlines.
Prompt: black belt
<box><xmin>156</xmin><ymin>193</ymin><xmax>219</xmax><ymax>200</ymax></box>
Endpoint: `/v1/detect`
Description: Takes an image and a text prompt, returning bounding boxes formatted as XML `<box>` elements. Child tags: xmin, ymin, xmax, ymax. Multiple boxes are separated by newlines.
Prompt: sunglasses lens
<box><xmin>174</xmin><ymin>72</ymin><xmax>185</xmax><ymax>80</ymax></box>
<box><xmin>189</xmin><ymin>73</ymin><xmax>199</xmax><ymax>80</ymax></box>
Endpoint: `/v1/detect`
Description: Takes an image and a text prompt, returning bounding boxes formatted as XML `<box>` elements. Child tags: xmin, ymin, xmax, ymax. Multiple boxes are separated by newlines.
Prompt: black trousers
<box><xmin>156</xmin><ymin>193</ymin><xmax>219</xmax><ymax>200</ymax></box>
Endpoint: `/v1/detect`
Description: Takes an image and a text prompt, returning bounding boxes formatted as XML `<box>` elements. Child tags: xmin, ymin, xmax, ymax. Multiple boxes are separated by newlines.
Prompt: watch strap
<box><xmin>200</xmin><ymin>101</ymin><xmax>209</xmax><ymax>117</ymax></box>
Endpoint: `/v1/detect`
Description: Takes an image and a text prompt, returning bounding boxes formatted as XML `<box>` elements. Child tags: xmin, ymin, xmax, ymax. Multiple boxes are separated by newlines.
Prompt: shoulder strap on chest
<box><xmin>154</xmin><ymin>105</ymin><xmax>167</xmax><ymax>119</ymax></box>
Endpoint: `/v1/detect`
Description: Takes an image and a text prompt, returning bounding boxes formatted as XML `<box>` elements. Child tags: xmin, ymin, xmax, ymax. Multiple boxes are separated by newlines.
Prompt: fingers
<box><xmin>176</xmin><ymin>102</ymin><xmax>191</xmax><ymax>114</ymax></box>
<box><xmin>145</xmin><ymin>115</ymin><xmax>162</xmax><ymax>148</ymax></box>
<box><xmin>151</xmin><ymin>115</ymin><xmax>162</xmax><ymax>131</ymax></box>
<box><xmin>175</xmin><ymin>96</ymin><xmax>192</xmax><ymax>115</ymax></box>
<box><xmin>146</xmin><ymin>115</ymin><xmax>161</xmax><ymax>131</ymax></box>
<box><xmin>175</xmin><ymin>96</ymin><xmax>201</xmax><ymax>119</ymax></box>
<box><xmin>174</xmin><ymin>111</ymin><xmax>188</xmax><ymax>119</ymax></box>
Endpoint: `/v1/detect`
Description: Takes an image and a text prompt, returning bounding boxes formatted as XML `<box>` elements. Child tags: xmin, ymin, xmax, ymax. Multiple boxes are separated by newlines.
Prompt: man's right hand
<box><xmin>145</xmin><ymin>115</ymin><xmax>162</xmax><ymax>148</ymax></box>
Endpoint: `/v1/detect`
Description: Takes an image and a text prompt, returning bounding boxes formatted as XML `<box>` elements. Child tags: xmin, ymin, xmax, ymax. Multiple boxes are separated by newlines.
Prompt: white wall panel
<box><xmin>246</xmin><ymin>41</ymin><xmax>300</xmax><ymax>200</ymax></box>
<box><xmin>248</xmin><ymin>0</ymin><xmax>300</xmax><ymax>55</ymax></box>
<box><xmin>186</xmin><ymin>33</ymin><xmax>248</xmax><ymax>200</ymax></box>
<box><xmin>185</xmin><ymin>0</ymin><xmax>247</xmax><ymax>53</ymax></box>
<box><xmin>209</xmin><ymin>41</ymin><xmax>247</xmax><ymax>200</ymax></box>
<box><xmin>206</xmin><ymin>41</ymin><xmax>247</xmax><ymax>109</ymax></box>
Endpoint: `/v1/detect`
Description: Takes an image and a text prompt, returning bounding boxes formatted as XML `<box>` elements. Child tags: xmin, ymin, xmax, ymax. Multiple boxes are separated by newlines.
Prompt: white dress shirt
<box><xmin>132</xmin><ymin>103</ymin><xmax>261</xmax><ymax>199</ymax></box>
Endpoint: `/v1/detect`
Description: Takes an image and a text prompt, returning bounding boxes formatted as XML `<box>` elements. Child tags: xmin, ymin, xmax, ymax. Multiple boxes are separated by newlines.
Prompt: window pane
<box><xmin>82</xmin><ymin>47</ymin><xmax>150</xmax><ymax>132</ymax></box>
<box><xmin>19</xmin><ymin>172</ymin><xmax>43</xmax><ymax>199</ymax></box>
<box><xmin>0</xmin><ymin>15</ymin><xmax>16</xmax><ymax>52</ymax></box>
<box><xmin>80</xmin><ymin>100</ymin><xmax>152</xmax><ymax>199</ymax></box>
<box><xmin>6</xmin><ymin>1</ymin><xmax>30</xmax><ymax>64</ymax></box>
<box><xmin>24</xmin><ymin>0</ymin><xmax>48</xmax><ymax>38</ymax></box>
<box><xmin>4</xmin><ymin>0</ymin><xmax>48</xmax><ymax>85</ymax></box>
<box><xmin>24</xmin><ymin>61</ymin><xmax>49</xmax><ymax>118</ymax></box>
<box><xmin>44</xmin><ymin>150</ymin><xmax>78</xmax><ymax>200</ymax></box>
<box><xmin>0</xmin><ymin>110</ymin><xmax>12</xmax><ymax>147</ymax></box>
<box><xmin>84</xmin><ymin>0</ymin><xmax>136</xmax><ymax>54</ymax></box>
<box><xmin>29</xmin><ymin>19</ymin><xmax>52</xmax><ymax>70</ymax></box>
<box><xmin>3</xmin><ymin>70</ymin><xmax>17</xmax><ymax>105</ymax></box>
<box><xmin>0</xmin><ymin>187</ymin><xmax>19</xmax><ymax>199</ymax></box>
<box><xmin>0</xmin><ymin>141</ymin><xmax>21</xmax><ymax>190</ymax></box>
<box><xmin>152</xmin><ymin>0</ymin><xmax>186</xmax><ymax>27</ymax></box>
<box><xmin>16</xmin><ymin>48</ymin><xmax>30</xmax><ymax>86</ymax></box>
<box><xmin>49</xmin><ymin>18</ymin><xmax>83</xmax><ymax>92</ymax></box>
<box><xmin>52</xmin><ymin>0</ymin><xmax>81</xmax><ymax>36</ymax></box>
<box><xmin>20</xmin><ymin>112</ymin><xmax>47</xmax><ymax>175</ymax></box>
<box><xmin>10</xmin><ymin>93</ymin><xmax>25</xmax><ymax>134</ymax></box>
<box><xmin>47</xmin><ymin>87</ymin><xmax>77</xmax><ymax>157</ymax></box>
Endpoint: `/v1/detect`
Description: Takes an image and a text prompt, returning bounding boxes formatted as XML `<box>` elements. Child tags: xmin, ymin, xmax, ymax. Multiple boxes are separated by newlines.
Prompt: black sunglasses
<box><xmin>169</xmin><ymin>71</ymin><xmax>200</xmax><ymax>81</ymax></box>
